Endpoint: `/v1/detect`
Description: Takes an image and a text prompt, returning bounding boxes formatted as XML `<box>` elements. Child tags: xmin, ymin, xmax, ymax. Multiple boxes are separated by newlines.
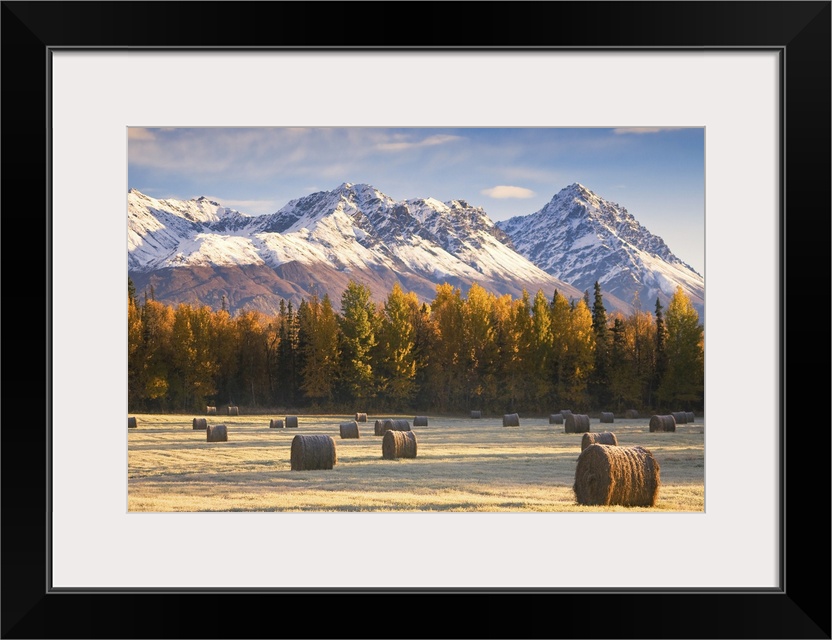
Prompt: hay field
<box><xmin>128</xmin><ymin>414</ymin><xmax>704</xmax><ymax>512</ymax></box>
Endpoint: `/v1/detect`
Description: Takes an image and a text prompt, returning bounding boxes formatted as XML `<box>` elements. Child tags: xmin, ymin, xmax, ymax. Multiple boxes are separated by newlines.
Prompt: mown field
<box><xmin>128</xmin><ymin>412</ymin><xmax>704</xmax><ymax>512</ymax></box>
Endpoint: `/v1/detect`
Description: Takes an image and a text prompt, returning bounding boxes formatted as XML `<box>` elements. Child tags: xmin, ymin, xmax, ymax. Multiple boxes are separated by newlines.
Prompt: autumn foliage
<box><xmin>128</xmin><ymin>279</ymin><xmax>703</xmax><ymax>415</ymax></box>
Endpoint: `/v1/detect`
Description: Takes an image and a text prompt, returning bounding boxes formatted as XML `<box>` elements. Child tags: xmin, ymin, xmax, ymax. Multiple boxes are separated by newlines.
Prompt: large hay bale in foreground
<box><xmin>192</xmin><ymin>418</ymin><xmax>207</xmax><ymax>430</ymax></box>
<box><xmin>565</xmin><ymin>413</ymin><xmax>591</xmax><ymax>433</ymax></box>
<box><xmin>470</xmin><ymin>410</ymin><xmax>482</xmax><ymax>419</ymax></box>
<box><xmin>290</xmin><ymin>434</ymin><xmax>336</xmax><ymax>470</ymax></box>
<box><xmin>624</xmin><ymin>409</ymin><xmax>639</xmax><ymax>419</ymax></box>
<box><xmin>549</xmin><ymin>413</ymin><xmax>564</xmax><ymax>425</ymax></box>
<box><xmin>227</xmin><ymin>406</ymin><xmax>239</xmax><ymax>416</ymax></box>
<box><xmin>269</xmin><ymin>419</ymin><xmax>284</xmax><ymax>429</ymax></box>
<box><xmin>206</xmin><ymin>406</ymin><xmax>217</xmax><ymax>415</ymax></box>
<box><xmin>649</xmin><ymin>415</ymin><xmax>676</xmax><ymax>432</ymax></box>
<box><xmin>686</xmin><ymin>411</ymin><xmax>695</xmax><ymax>423</ymax></box>
<box><xmin>340</xmin><ymin>421</ymin><xmax>360</xmax><ymax>439</ymax></box>
<box><xmin>382</xmin><ymin>429</ymin><xmax>418</xmax><ymax>460</ymax></box>
<box><xmin>413</xmin><ymin>416</ymin><xmax>428</xmax><ymax>427</ymax></box>
<box><xmin>503</xmin><ymin>413</ymin><xmax>520</xmax><ymax>427</ymax></box>
<box><xmin>573</xmin><ymin>444</ymin><xmax>660</xmax><ymax>507</ymax></box>
<box><xmin>128</xmin><ymin>416</ymin><xmax>137</xmax><ymax>429</ymax></box>
<box><xmin>581</xmin><ymin>431</ymin><xmax>619</xmax><ymax>451</ymax></box>
<box><xmin>206</xmin><ymin>424</ymin><xmax>228</xmax><ymax>442</ymax></box>
<box><xmin>599</xmin><ymin>412</ymin><xmax>615</xmax><ymax>423</ymax></box>
<box><xmin>355</xmin><ymin>412</ymin><xmax>368</xmax><ymax>422</ymax></box>
<box><xmin>671</xmin><ymin>411</ymin><xmax>687</xmax><ymax>424</ymax></box>
<box><xmin>285</xmin><ymin>416</ymin><xmax>299</xmax><ymax>428</ymax></box>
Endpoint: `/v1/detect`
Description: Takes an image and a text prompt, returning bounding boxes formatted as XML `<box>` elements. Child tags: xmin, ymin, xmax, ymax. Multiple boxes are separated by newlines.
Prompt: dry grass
<box><xmin>128</xmin><ymin>413</ymin><xmax>705</xmax><ymax>513</ymax></box>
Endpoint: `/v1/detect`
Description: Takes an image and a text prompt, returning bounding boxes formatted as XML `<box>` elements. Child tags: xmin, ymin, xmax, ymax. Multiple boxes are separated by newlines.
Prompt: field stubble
<box><xmin>128</xmin><ymin>414</ymin><xmax>704</xmax><ymax>512</ymax></box>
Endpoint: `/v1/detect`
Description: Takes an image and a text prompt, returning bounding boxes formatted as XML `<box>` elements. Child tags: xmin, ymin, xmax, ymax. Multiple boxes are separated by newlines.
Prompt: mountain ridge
<box><xmin>496</xmin><ymin>182</ymin><xmax>704</xmax><ymax>317</ymax></box>
<box><xmin>127</xmin><ymin>183</ymin><xmax>596</xmax><ymax>315</ymax></box>
<box><xmin>127</xmin><ymin>182</ymin><xmax>701</xmax><ymax>318</ymax></box>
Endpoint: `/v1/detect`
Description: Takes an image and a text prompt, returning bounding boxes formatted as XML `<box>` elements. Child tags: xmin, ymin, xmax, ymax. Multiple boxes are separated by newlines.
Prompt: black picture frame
<box><xmin>3</xmin><ymin>2</ymin><xmax>829</xmax><ymax>638</ymax></box>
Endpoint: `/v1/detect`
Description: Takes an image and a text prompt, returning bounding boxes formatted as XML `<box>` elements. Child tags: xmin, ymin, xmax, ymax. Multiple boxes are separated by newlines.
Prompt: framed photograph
<box><xmin>4</xmin><ymin>1</ymin><xmax>829</xmax><ymax>638</ymax></box>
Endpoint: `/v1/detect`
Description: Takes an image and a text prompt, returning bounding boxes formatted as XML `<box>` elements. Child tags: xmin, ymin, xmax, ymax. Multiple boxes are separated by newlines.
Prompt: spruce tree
<box><xmin>128</xmin><ymin>276</ymin><xmax>137</xmax><ymax>306</ymax></box>
<box><xmin>589</xmin><ymin>281</ymin><xmax>611</xmax><ymax>408</ymax></box>
<box><xmin>653</xmin><ymin>297</ymin><xmax>668</xmax><ymax>408</ymax></box>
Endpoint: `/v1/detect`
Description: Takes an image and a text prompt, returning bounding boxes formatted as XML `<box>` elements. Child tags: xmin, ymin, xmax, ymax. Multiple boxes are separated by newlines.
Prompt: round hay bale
<box><xmin>470</xmin><ymin>410</ymin><xmax>482</xmax><ymax>419</ymax></box>
<box><xmin>374</xmin><ymin>419</ymin><xmax>385</xmax><ymax>436</ymax></box>
<box><xmin>269</xmin><ymin>418</ymin><xmax>284</xmax><ymax>429</ymax></box>
<box><xmin>192</xmin><ymin>418</ymin><xmax>207</xmax><ymax>430</ymax></box>
<box><xmin>686</xmin><ymin>411</ymin><xmax>695</xmax><ymax>423</ymax></box>
<box><xmin>581</xmin><ymin>431</ymin><xmax>619</xmax><ymax>451</ymax></box>
<box><xmin>380</xmin><ymin>419</ymin><xmax>411</xmax><ymax>434</ymax></box>
<box><xmin>599</xmin><ymin>412</ymin><xmax>615</xmax><ymax>423</ymax></box>
<box><xmin>573</xmin><ymin>444</ymin><xmax>661</xmax><ymax>507</ymax></box>
<box><xmin>285</xmin><ymin>416</ymin><xmax>299</xmax><ymax>428</ymax></box>
<box><xmin>502</xmin><ymin>413</ymin><xmax>520</xmax><ymax>427</ymax></box>
<box><xmin>339</xmin><ymin>421</ymin><xmax>360</xmax><ymax>439</ymax></box>
<box><xmin>355</xmin><ymin>412</ymin><xmax>368</xmax><ymax>422</ymax></box>
<box><xmin>565</xmin><ymin>413</ymin><xmax>591</xmax><ymax>433</ymax></box>
<box><xmin>382</xmin><ymin>429</ymin><xmax>417</xmax><ymax>460</ymax></box>
<box><xmin>549</xmin><ymin>413</ymin><xmax>564</xmax><ymax>424</ymax></box>
<box><xmin>227</xmin><ymin>406</ymin><xmax>239</xmax><ymax>416</ymax></box>
<box><xmin>290</xmin><ymin>434</ymin><xmax>336</xmax><ymax>470</ymax></box>
<box><xmin>206</xmin><ymin>406</ymin><xmax>217</xmax><ymax>415</ymax></box>
<box><xmin>413</xmin><ymin>416</ymin><xmax>428</xmax><ymax>427</ymax></box>
<box><xmin>560</xmin><ymin>409</ymin><xmax>573</xmax><ymax>416</ymax></box>
<box><xmin>624</xmin><ymin>409</ymin><xmax>639</xmax><ymax>419</ymax></box>
<box><xmin>128</xmin><ymin>416</ymin><xmax>137</xmax><ymax>429</ymax></box>
<box><xmin>649</xmin><ymin>415</ymin><xmax>677</xmax><ymax>432</ymax></box>
<box><xmin>671</xmin><ymin>411</ymin><xmax>687</xmax><ymax>424</ymax></box>
<box><xmin>206</xmin><ymin>424</ymin><xmax>228</xmax><ymax>442</ymax></box>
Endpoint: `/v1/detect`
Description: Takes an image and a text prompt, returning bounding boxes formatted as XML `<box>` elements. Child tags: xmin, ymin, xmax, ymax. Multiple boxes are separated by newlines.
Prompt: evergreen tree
<box><xmin>128</xmin><ymin>276</ymin><xmax>137</xmax><ymax>307</ymax></box>
<box><xmin>589</xmin><ymin>281</ymin><xmax>611</xmax><ymax>408</ymax></box>
<box><xmin>608</xmin><ymin>315</ymin><xmax>634</xmax><ymax>410</ymax></box>
<box><xmin>653</xmin><ymin>297</ymin><xmax>668</xmax><ymax>408</ymax></box>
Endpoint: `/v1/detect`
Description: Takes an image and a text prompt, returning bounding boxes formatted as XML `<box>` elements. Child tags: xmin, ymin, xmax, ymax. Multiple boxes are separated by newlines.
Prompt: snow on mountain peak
<box><xmin>496</xmin><ymin>184</ymin><xmax>704</xmax><ymax>316</ymax></box>
<box><xmin>127</xmin><ymin>182</ymin><xmax>702</xmax><ymax>318</ymax></box>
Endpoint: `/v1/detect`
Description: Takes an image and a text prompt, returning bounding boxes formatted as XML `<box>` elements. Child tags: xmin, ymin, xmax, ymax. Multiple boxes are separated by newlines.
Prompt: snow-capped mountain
<box><xmin>496</xmin><ymin>183</ymin><xmax>704</xmax><ymax>318</ymax></box>
<box><xmin>127</xmin><ymin>184</ymin><xmax>598</xmax><ymax>315</ymax></box>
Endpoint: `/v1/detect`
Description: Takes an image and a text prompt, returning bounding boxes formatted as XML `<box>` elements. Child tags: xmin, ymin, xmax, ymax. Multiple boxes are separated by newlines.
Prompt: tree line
<box><xmin>128</xmin><ymin>277</ymin><xmax>704</xmax><ymax>415</ymax></box>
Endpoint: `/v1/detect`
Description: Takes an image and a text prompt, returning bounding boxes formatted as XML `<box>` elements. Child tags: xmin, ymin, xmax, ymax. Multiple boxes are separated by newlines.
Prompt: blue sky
<box><xmin>128</xmin><ymin>127</ymin><xmax>705</xmax><ymax>275</ymax></box>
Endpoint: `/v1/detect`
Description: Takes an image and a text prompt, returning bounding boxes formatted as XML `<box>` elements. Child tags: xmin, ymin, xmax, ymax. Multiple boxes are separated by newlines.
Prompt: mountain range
<box><xmin>127</xmin><ymin>182</ymin><xmax>704</xmax><ymax>319</ymax></box>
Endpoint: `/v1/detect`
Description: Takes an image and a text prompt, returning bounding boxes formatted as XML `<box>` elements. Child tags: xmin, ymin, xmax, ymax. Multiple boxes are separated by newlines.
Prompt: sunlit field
<box><xmin>128</xmin><ymin>413</ymin><xmax>704</xmax><ymax>512</ymax></box>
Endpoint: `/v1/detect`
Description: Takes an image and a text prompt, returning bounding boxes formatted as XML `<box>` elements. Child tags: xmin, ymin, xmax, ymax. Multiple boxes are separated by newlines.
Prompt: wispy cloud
<box><xmin>481</xmin><ymin>185</ymin><xmax>536</xmax><ymax>199</ymax></box>
<box><xmin>613</xmin><ymin>127</ymin><xmax>686</xmax><ymax>135</ymax></box>
<box><xmin>377</xmin><ymin>134</ymin><xmax>462</xmax><ymax>152</ymax></box>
